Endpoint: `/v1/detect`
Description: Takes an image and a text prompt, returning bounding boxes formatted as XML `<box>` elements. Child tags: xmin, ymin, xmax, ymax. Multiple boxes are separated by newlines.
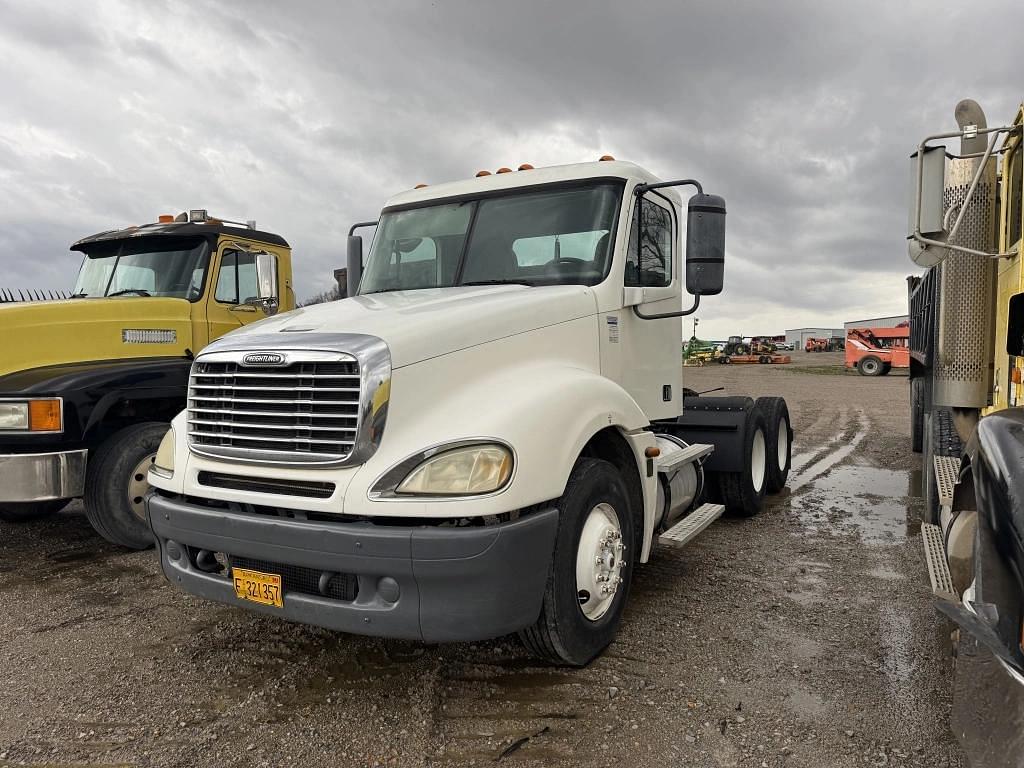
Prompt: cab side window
<box><xmin>214</xmin><ymin>250</ymin><xmax>257</xmax><ymax>304</ymax></box>
<box><xmin>626</xmin><ymin>198</ymin><xmax>672</xmax><ymax>287</ymax></box>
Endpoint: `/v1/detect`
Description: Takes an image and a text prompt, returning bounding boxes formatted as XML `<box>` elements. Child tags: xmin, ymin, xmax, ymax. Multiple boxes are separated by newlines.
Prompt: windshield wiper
<box><xmin>460</xmin><ymin>279</ymin><xmax>534</xmax><ymax>287</ymax></box>
<box><xmin>107</xmin><ymin>288</ymin><xmax>151</xmax><ymax>297</ymax></box>
<box><xmin>69</xmin><ymin>292</ymin><xmax>88</xmax><ymax>298</ymax></box>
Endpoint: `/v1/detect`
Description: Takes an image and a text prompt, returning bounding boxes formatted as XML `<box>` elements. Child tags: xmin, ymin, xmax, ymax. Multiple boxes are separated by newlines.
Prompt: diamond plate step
<box><xmin>933</xmin><ymin>455</ymin><xmax>960</xmax><ymax>508</ymax></box>
<box><xmin>658</xmin><ymin>503</ymin><xmax>725</xmax><ymax>548</ymax></box>
<box><xmin>921</xmin><ymin>522</ymin><xmax>957</xmax><ymax>600</ymax></box>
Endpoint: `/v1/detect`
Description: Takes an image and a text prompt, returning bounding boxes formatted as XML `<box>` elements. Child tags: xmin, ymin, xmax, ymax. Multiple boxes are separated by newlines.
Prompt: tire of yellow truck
<box><xmin>84</xmin><ymin>422</ymin><xmax>168</xmax><ymax>550</ymax></box>
<box><xmin>0</xmin><ymin>499</ymin><xmax>70</xmax><ymax>523</ymax></box>
<box><xmin>519</xmin><ymin>457</ymin><xmax>636</xmax><ymax>667</ymax></box>
<box><xmin>755</xmin><ymin>396</ymin><xmax>792</xmax><ymax>494</ymax></box>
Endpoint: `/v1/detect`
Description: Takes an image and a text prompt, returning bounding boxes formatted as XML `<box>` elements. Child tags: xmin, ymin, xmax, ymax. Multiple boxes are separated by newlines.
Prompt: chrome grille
<box><xmin>187</xmin><ymin>358</ymin><xmax>361</xmax><ymax>464</ymax></box>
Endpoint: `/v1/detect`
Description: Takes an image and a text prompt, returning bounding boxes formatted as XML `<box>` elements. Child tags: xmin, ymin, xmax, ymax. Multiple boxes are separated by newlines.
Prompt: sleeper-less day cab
<box><xmin>0</xmin><ymin>212</ymin><xmax>293</xmax><ymax>548</ymax></box>
<box><xmin>146</xmin><ymin>160</ymin><xmax>793</xmax><ymax>665</ymax></box>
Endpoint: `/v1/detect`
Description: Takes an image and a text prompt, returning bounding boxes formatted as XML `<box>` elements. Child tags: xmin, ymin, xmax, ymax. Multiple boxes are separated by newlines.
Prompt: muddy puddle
<box><xmin>788</xmin><ymin>463</ymin><xmax>923</xmax><ymax>545</ymax></box>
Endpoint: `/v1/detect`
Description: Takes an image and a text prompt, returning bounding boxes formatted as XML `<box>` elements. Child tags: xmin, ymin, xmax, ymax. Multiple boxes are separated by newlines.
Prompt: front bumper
<box><xmin>0</xmin><ymin>449</ymin><xmax>87</xmax><ymax>502</ymax></box>
<box><xmin>147</xmin><ymin>492</ymin><xmax>559</xmax><ymax>643</ymax></box>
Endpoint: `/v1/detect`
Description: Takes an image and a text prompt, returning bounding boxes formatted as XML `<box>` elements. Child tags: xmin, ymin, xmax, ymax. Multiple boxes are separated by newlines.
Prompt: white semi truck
<box><xmin>145</xmin><ymin>159</ymin><xmax>793</xmax><ymax>665</ymax></box>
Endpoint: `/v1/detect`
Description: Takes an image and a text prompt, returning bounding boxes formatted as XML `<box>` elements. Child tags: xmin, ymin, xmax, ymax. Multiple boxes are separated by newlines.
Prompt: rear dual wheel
<box><xmin>711</xmin><ymin>408</ymin><xmax>769</xmax><ymax>517</ymax></box>
<box><xmin>756</xmin><ymin>397</ymin><xmax>792</xmax><ymax>493</ymax></box>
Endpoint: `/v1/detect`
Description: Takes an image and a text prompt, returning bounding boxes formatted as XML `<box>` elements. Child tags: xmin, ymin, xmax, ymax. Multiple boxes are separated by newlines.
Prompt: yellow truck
<box><xmin>907</xmin><ymin>99</ymin><xmax>1024</xmax><ymax>763</ymax></box>
<box><xmin>0</xmin><ymin>210</ymin><xmax>294</xmax><ymax>548</ymax></box>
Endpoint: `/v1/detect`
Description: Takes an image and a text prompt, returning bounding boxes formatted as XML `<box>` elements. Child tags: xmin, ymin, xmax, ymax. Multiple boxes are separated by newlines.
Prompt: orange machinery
<box><xmin>805</xmin><ymin>337</ymin><xmax>829</xmax><ymax>352</ymax></box>
<box><xmin>845</xmin><ymin>326</ymin><xmax>910</xmax><ymax>376</ymax></box>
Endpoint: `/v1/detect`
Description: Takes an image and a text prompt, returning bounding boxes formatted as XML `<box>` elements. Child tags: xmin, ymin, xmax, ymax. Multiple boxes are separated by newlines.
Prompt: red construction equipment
<box><xmin>804</xmin><ymin>337</ymin><xmax>829</xmax><ymax>352</ymax></box>
<box><xmin>845</xmin><ymin>325</ymin><xmax>909</xmax><ymax>376</ymax></box>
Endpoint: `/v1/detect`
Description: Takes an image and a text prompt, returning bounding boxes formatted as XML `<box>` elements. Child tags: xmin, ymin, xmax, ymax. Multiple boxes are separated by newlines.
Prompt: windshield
<box><xmin>358</xmin><ymin>183</ymin><xmax>622</xmax><ymax>294</ymax></box>
<box><xmin>73</xmin><ymin>237</ymin><xmax>210</xmax><ymax>299</ymax></box>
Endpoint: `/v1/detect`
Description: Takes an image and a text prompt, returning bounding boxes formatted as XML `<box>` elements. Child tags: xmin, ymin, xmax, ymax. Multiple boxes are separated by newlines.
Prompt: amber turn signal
<box><xmin>644</xmin><ymin>446</ymin><xmax>661</xmax><ymax>458</ymax></box>
<box><xmin>1012</xmin><ymin>367</ymin><xmax>1022</xmax><ymax>385</ymax></box>
<box><xmin>29</xmin><ymin>399</ymin><xmax>61</xmax><ymax>431</ymax></box>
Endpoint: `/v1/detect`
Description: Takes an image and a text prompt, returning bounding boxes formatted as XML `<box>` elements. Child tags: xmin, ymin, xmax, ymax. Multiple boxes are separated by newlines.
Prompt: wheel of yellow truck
<box><xmin>519</xmin><ymin>458</ymin><xmax>636</xmax><ymax>666</ymax></box>
<box><xmin>0</xmin><ymin>499</ymin><xmax>69</xmax><ymax>523</ymax></box>
<box><xmin>84</xmin><ymin>422</ymin><xmax>167</xmax><ymax>550</ymax></box>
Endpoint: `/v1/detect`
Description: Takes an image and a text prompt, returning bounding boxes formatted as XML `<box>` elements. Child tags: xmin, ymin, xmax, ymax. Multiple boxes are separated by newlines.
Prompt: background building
<box><xmin>785</xmin><ymin>327</ymin><xmax>845</xmax><ymax>348</ymax></box>
<box><xmin>843</xmin><ymin>314</ymin><xmax>909</xmax><ymax>330</ymax></box>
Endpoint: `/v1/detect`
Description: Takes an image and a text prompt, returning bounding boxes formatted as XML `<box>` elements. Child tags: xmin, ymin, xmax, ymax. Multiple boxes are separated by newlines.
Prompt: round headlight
<box><xmin>397</xmin><ymin>444</ymin><xmax>513</xmax><ymax>496</ymax></box>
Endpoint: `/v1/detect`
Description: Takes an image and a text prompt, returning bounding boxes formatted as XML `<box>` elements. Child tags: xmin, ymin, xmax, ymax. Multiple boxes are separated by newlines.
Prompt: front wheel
<box><xmin>84</xmin><ymin>422</ymin><xmax>168</xmax><ymax>550</ymax></box>
<box><xmin>519</xmin><ymin>458</ymin><xmax>636</xmax><ymax>666</ymax></box>
<box><xmin>858</xmin><ymin>356</ymin><xmax>883</xmax><ymax>376</ymax></box>
<box><xmin>0</xmin><ymin>499</ymin><xmax>70</xmax><ymax>523</ymax></box>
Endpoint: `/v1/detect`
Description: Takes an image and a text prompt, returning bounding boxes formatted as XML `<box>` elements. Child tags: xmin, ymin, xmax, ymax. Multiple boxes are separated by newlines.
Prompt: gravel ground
<box><xmin>0</xmin><ymin>352</ymin><xmax>965</xmax><ymax>767</ymax></box>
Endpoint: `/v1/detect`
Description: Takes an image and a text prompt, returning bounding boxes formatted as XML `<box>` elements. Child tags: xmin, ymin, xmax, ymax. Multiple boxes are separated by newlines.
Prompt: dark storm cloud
<box><xmin>0</xmin><ymin>0</ymin><xmax>1020</xmax><ymax>336</ymax></box>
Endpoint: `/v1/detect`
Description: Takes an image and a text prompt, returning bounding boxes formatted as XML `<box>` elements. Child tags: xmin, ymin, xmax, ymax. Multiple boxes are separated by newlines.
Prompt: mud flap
<box><xmin>670</xmin><ymin>395</ymin><xmax>754</xmax><ymax>473</ymax></box>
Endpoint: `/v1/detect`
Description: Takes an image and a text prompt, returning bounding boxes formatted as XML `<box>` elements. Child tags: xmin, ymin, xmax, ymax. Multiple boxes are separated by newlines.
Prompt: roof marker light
<box><xmin>189</xmin><ymin>209</ymin><xmax>208</xmax><ymax>223</ymax></box>
<box><xmin>599</xmin><ymin>155</ymin><xmax>615</xmax><ymax>161</ymax></box>
<box><xmin>518</xmin><ymin>163</ymin><xmax>534</xmax><ymax>170</ymax></box>
<box><xmin>158</xmin><ymin>214</ymin><xmax>174</xmax><ymax>223</ymax></box>
<box><xmin>496</xmin><ymin>167</ymin><xmax>513</xmax><ymax>174</ymax></box>
<box><xmin>414</xmin><ymin>183</ymin><xmax>429</xmax><ymax>189</ymax></box>
<box><xmin>475</xmin><ymin>170</ymin><xmax>491</xmax><ymax>177</ymax></box>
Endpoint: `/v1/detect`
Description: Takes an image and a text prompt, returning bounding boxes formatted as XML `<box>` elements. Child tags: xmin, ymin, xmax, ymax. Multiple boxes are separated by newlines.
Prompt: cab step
<box><xmin>658</xmin><ymin>503</ymin><xmax>725</xmax><ymax>548</ymax></box>
<box><xmin>921</xmin><ymin>522</ymin><xmax>957</xmax><ymax>600</ymax></box>
<box><xmin>933</xmin><ymin>455</ymin><xmax>960</xmax><ymax>508</ymax></box>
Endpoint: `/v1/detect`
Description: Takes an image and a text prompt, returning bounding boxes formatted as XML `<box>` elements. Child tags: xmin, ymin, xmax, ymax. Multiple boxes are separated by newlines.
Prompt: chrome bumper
<box><xmin>0</xmin><ymin>450</ymin><xmax>88</xmax><ymax>502</ymax></box>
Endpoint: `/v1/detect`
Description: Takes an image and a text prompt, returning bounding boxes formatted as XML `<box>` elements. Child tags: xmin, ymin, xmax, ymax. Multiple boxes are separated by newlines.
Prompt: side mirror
<box><xmin>346</xmin><ymin>236</ymin><xmax>364</xmax><ymax>297</ymax></box>
<box><xmin>907</xmin><ymin>145</ymin><xmax>947</xmax><ymax>267</ymax></box>
<box><xmin>685</xmin><ymin>193</ymin><xmax>726</xmax><ymax>296</ymax></box>
<box><xmin>254</xmin><ymin>252</ymin><xmax>279</xmax><ymax>315</ymax></box>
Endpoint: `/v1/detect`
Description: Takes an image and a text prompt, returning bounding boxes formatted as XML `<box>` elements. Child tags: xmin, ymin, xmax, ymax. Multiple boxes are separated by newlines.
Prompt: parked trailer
<box><xmin>845</xmin><ymin>326</ymin><xmax>909</xmax><ymax>376</ymax></box>
<box><xmin>907</xmin><ymin>99</ymin><xmax>1024</xmax><ymax>763</ymax></box>
<box><xmin>145</xmin><ymin>159</ymin><xmax>795</xmax><ymax>666</ymax></box>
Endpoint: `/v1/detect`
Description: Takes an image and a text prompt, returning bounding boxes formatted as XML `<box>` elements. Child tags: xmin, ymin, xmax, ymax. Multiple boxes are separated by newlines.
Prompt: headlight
<box><xmin>151</xmin><ymin>428</ymin><xmax>175</xmax><ymax>478</ymax></box>
<box><xmin>0</xmin><ymin>403</ymin><xmax>28</xmax><ymax>430</ymax></box>
<box><xmin>0</xmin><ymin>399</ymin><xmax>62</xmax><ymax>432</ymax></box>
<box><xmin>396</xmin><ymin>444</ymin><xmax>513</xmax><ymax>496</ymax></box>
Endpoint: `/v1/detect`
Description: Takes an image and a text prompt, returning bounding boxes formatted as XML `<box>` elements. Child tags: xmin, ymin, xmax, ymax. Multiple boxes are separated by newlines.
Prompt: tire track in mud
<box><xmin>787</xmin><ymin>408</ymin><xmax>870</xmax><ymax>492</ymax></box>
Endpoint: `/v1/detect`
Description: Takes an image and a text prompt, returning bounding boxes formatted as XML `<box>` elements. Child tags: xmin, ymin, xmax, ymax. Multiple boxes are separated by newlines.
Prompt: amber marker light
<box><xmin>475</xmin><ymin>170</ymin><xmax>491</xmax><ymax>177</ymax></box>
<box><xmin>518</xmin><ymin>163</ymin><xmax>534</xmax><ymax>170</ymax></box>
<box><xmin>599</xmin><ymin>155</ymin><xmax>615</xmax><ymax>161</ymax></box>
<box><xmin>496</xmin><ymin>167</ymin><xmax>513</xmax><ymax>174</ymax></box>
<box><xmin>158</xmin><ymin>214</ymin><xmax>174</xmax><ymax>223</ymax></box>
<box><xmin>644</xmin><ymin>447</ymin><xmax>661</xmax><ymax>458</ymax></box>
<box><xmin>29</xmin><ymin>399</ymin><xmax>62</xmax><ymax>432</ymax></box>
<box><xmin>414</xmin><ymin>183</ymin><xmax>429</xmax><ymax>189</ymax></box>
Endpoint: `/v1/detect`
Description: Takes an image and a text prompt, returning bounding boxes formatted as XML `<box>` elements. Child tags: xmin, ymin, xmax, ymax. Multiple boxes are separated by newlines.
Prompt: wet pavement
<box><xmin>0</xmin><ymin>353</ymin><xmax>967</xmax><ymax>766</ymax></box>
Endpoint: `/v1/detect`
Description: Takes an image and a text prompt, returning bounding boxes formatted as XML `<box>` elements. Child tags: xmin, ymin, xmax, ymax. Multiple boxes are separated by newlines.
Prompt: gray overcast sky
<box><xmin>0</xmin><ymin>0</ymin><xmax>1021</xmax><ymax>338</ymax></box>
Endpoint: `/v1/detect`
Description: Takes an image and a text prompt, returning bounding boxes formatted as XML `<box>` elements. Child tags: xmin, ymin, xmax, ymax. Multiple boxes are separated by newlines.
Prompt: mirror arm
<box><xmin>633</xmin><ymin>294</ymin><xmax>699</xmax><ymax>320</ymax></box>
<box><xmin>635</xmin><ymin>179</ymin><xmax>703</xmax><ymax>196</ymax></box>
<box><xmin>348</xmin><ymin>220</ymin><xmax>379</xmax><ymax>236</ymax></box>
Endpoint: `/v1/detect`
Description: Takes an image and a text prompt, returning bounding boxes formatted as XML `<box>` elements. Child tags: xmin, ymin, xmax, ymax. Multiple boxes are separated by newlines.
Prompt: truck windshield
<box><xmin>359</xmin><ymin>182</ymin><xmax>621</xmax><ymax>294</ymax></box>
<box><xmin>72</xmin><ymin>237</ymin><xmax>210</xmax><ymax>300</ymax></box>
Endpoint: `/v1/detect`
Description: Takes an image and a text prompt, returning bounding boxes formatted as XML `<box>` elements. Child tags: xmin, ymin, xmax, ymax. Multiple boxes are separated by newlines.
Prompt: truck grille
<box><xmin>187</xmin><ymin>358</ymin><xmax>361</xmax><ymax>464</ymax></box>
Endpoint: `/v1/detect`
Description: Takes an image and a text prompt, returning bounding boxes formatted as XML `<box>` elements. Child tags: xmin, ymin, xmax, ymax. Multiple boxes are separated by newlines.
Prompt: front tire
<box><xmin>519</xmin><ymin>458</ymin><xmax>636</xmax><ymax>666</ymax></box>
<box><xmin>858</xmin><ymin>356</ymin><xmax>883</xmax><ymax>376</ymax></box>
<box><xmin>84</xmin><ymin>422</ymin><xmax>167</xmax><ymax>550</ymax></box>
<box><xmin>0</xmin><ymin>499</ymin><xmax>69</xmax><ymax>523</ymax></box>
<box><xmin>756</xmin><ymin>397</ymin><xmax>792</xmax><ymax>494</ymax></box>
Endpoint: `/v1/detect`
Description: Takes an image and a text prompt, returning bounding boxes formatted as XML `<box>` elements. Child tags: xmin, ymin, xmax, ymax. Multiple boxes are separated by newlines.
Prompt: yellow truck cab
<box><xmin>0</xmin><ymin>210</ymin><xmax>294</xmax><ymax>548</ymax></box>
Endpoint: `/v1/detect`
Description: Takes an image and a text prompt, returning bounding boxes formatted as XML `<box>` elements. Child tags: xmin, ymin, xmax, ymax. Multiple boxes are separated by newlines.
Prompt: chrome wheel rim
<box><xmin>751</xmin><ymin>428</ymin><xmax>767</xmax><ymax>493</ymax></box>
<box><xmin>127</xmin><ymin>454</ymin><xmax>156</xmax><ymax>521</ymax></box>
<box><xmin>777</xmin><ymin>416</ymin><xmax>789</xmax><ymax>471</ymax></box>
<box><xmin>575</xmin><ymin>502</ymin><xmax>625</xmax><ymax>621</ymax></box>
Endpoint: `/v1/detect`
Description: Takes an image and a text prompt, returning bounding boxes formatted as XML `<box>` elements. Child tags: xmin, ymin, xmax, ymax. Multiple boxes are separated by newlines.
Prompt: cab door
<box><xmin>206</xmin><ymin>243</ymin><xmax>280</xmax><ymax>344</ymax></box>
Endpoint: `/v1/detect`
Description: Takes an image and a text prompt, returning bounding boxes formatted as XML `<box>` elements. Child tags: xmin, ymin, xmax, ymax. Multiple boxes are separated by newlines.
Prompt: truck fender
<box><xmin>673</xmin><ymin>395</ymin><xmax>755</xmax><ymax>473</ymax></box>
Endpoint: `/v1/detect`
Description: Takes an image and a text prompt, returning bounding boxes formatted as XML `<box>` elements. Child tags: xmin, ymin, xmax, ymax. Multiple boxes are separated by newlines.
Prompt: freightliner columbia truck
<box><xmin>146</xmin><ymin>159</ymin><xmax>793</xmax><ymax>665</ymax></box>
<box><xmin>908</xmin><ymin>100</ymin><xmax>1024</xmax><ymax>760</ymax></box>
<box><xmin>0</xmin><ymin>211</ymin><xmax>292</xmax><ymax>548</ymax></box>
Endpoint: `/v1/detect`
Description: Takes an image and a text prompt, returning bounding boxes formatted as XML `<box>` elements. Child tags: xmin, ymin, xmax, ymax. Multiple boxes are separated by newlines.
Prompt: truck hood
<box><xmin>223</xmin><ymin>285</ymin><xmax>598</xmax><ymax>368</ymax></box>
<box><xmin>0</xmin><ymin>298</ymin><xmax>194</xmax><ymax>379</ymax></box>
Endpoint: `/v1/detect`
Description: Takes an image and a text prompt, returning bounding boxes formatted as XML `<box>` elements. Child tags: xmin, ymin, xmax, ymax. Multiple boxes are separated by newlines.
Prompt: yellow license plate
<box><xmin>232</xmin><ymin>567</ymin><xmax>283</xmax><ymax>608</ymax></box>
